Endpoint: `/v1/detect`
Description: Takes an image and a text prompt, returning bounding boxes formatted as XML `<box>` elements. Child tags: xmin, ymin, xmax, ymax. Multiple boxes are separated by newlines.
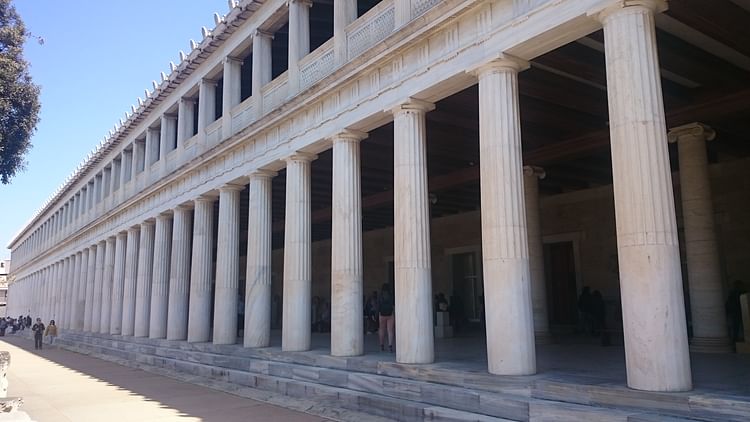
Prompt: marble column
<box><xmin>178</xmin><ymin>98</ymin><xmax>196</xmax><ymax>145</ymax></box>
<box><xmin>67</xmin><ymin>253</ymin><xmax>81</xmax><ymax>329</ymax></box>
<box><xmin>60</xmin><ymin>257</ymin><xmax>71</xmax><ymax>328</ymax></box>
<box><xmin>223</xmin><ymin>56</ymin><xmax>243</xmax><ymax>135</ymax></box>
<box><xmin>282</xmin><ymin>153</ymin><xmax>316</xmax><ymax>352</ymax></box>
<box><xmin>331</xmin><ymin>130</ymin><xmax>367</xmax><ymax>357</ymax></box>
<box><xmin>524</xmin><ymin>165</ymin><xmax>552</xmax><ymax>344</ymax></box>
<box><xmin>149</xmin><ymin>213</ymin><xmax>173</xmax><ymax>339</ymax></box>
<box><xmin>668</xmin><ymin>122</ymin><xmax>731</xmax><ymax>352</ymax></box>
<box><xmin>91</xmin><ymin>240</ymin><xmax>106</xmax><ymax>333</ymax></box>
<box><xmin>160</xmin><ymin>115</ymin><xmax>177</xmax><ymax>156</ymax></box>
<box><xmin>134</xmin><ymin>221</ymin><xmax>156</xmax><ymax>338</ymax></box>
<box><xmin>333</xmin><ymin>0</ymin><xmax>357</xmax><ymax>64</ymax></box>
<box><xmin>83</xmin><ymin>244</ymin><xmax>97</xmax><ymax>332</ymax></box>
<box><xmin>244</xmin><ymin>171</ymin><xmax>276</xmax><ymax>348</ymax></box>
<box><xmin>476</xmin><ymin>60</ymin><xmax>536</xmax><ymax>375</ymax></box>
<box><xmin>214</xmin><ymin>185</ymin><xmax>243</xmax><ymax>345</ymax></box>
<box><xmin>121</xmin><ymin>227</ymin><xmax>141</xmax><ymax>336</ymax></box>
<box><xmin>145</xmin><ymin>127</ymin><xmax>160</xmax><ymax>167</ymax></box>
<box><xmin>599</xmin><ymin>0</ymin><xmax>691</xmax><ymax>391</ymax></box>
<box><xmin>252</xmin><ymin>30</ymin><xmax>273</xmax><ymax>115</ymax></box>
<box><xmin>188</xmin><ymin>196</ymin><xmax>215</xmax><ymax>343</ymax></box>
<box><xmin>100</xmin><ymin>236</ymin><xmax>116</xmax><ymax>333</ymax></box>
<box><xmin>198</xmin><ymin>79</ymin><xmax>218</xmax><ymax>133</ymax></box>
<box><xmin>110</xmin><ymin>232</ymin><xmax>128</xmax><ymax>335</ymax></box>
<box><xmin>167</xmin><ymin>205</ymin><xmax>193</xmax><ymax>341</ymax></box>
<box><xmin>392</xmin><ymin>99</ymin><xmax>435</xmax><ymax>364</ymax></box>
<box><xmin>288</xmin><ymin>0</ymin><xmax>311</xmax><ymax>93</ymax></box>
<box><xmin>75</xmin><ymin>249</ymin><xmax>89</xmax><ymax>330</ymax></box>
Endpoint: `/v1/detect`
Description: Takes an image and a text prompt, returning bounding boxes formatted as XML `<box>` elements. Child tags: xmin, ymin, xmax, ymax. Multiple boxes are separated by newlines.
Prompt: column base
<box><xmin>689</xmin><ymin>336</ymin><xmax>733</xmax><ymax>353</ymax></box>
<box><xmin>534</xmin><ymin>331</ymin><xmax>554</xmax><ymax>345</ymax></box>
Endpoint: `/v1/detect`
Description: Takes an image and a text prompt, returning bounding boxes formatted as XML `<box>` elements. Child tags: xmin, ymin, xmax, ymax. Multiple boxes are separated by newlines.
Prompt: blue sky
<box><xmin>1</xmin><ymin>1</ymin><xmax>223</xmax><ymax>258</ymax></box>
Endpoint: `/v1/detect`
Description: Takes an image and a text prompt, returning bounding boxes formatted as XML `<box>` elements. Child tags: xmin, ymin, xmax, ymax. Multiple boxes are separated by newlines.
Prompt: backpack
<box><xmin>379</xmin><ymin>296</ymin><xmax>394</xmax><ymax>316</ymax></box>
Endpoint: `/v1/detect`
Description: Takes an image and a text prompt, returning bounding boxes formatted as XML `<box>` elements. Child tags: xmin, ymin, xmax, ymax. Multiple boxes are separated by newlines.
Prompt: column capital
<box><xmin>592</xmin><ymin>0</ymin><xmax>668</xmax><ymax>24</ymax></box>
<box><xmin>220</xmin><ymin>183</ymin><xmax>246</xmax><ymax>192</ymax></box>
<box><xmin>331</xmin><ymin>129</ymin><xmax>368</xmax><ymax>144</ymax></box>
<box><xmin>156</xmin><ymin>211</ymin><xmax>173</xmax><ymax>221</ymax></box>
<box><xmin>195</xmin><ymin>192</ymin><xmax>219</xmax><ymax>203</ymax></box>
<box><xmin>127</xmin><ymin>226</ymin><xmax>141</xmax><ymax>234</ymax></box>
<box><xmin>224</xmin><ymin>56</ymin><xmax>243</xmax><ymax>66</ymax></box>
<box><xmin>97</xmin><ymin>239</ymin><xmax>107</xmax><ymax>247</ymax></box>
<box><xmin>471</xmin><ymin>55</ymin><xmax>529</xmax><ymax>77</ymax></box>
<box><xmin>523</xmin><ymin>165</ymin><xmax>546</xmax><ymax>179</ymax></box>
<box><xmin>288</xmin><ymin>0</ymin><xmax>313</xmax><ymax>7</ymax></box>
<box><xmin>180</xmin><ymin>96</ymin><xmax>197</xmax><ymax>105</ymax></box>
<box><xmin>201</xmin><ymin>78</ymin><xmax>219</xmax><ymax>87</ymax></box>
<box><xmin>253</xmin><ymin>29</ymin><xmax>274</xmax><ymax>40</ymax></box>
<box><xmin>174</xmin><ymin>202</ymin><xmax>195</xmax><ymax>212</ymax></box>
<box><xmin>284</xmin><ymin>151</ymin><xmax>318</xmax><ymax>163</ymax></box>
<box><xmin>389</xmin><ymin>98</ymin><xmax>435</xmax><ymax>116</ymax></box>
<box><xmin>249</xmin><ymin>169</ymin><xmax>278</xmax><ymax>180</ymax></box>
<box><xmin>161</xmin><ymin>114</ymin><xmax>178</xmax><ymax>123</ymax></box>
<box><xmin>667</xmin><ymin>122</ymin><xmax>716</xmax><ymax>144</ymax></box>
<box><xmin>140</xmin><ymin>220</ymin><xmax>156</xmax><ymax>228</ymax></box>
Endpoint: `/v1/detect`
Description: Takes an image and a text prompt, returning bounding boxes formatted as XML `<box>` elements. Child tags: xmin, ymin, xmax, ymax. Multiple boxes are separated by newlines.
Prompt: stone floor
<box><xmin>0</xmin><ymin>337</ymin><xmax>330</xmax><ymax>422</ymax></box>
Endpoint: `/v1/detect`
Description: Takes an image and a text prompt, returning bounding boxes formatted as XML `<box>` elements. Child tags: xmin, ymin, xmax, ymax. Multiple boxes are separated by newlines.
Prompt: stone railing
<box><xmin>412</xmin><ymin>0</ymin><xmax>441</xmax><ymax>17</ymax></box>
<box><xmin>299</xmin><ymin>39</ymin><xmax>335</xmax><ymax>91</ymax></box>
<box><xmin>347</xmin><ymin>0</ymin><xmax>396</xmax><ymax>61</ymax></box>
<box><xmin>262</xmin><ymin>71</ymin><xmax>289</xmax><ymax>113</ymax></box>
<box><xmin>231</xmin><ymin>96</ymin><xmax>256</xmax><ymax>136</ymax></box>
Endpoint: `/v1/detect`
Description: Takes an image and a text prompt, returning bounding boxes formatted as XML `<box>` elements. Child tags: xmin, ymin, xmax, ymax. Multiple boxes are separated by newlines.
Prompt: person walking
<box><xmin>378</xmin><ymin>284</ymin><xmax>395</xmax><ymax>353</ymax></box>
<box><xmin>32</xmin><ymin>318</ymin><xmax>45</xmax><ymax>350</ymax></box>
<box><xmin>45</xmin><ymin>320</ymin><xmax>58</xmax><ymax>345</ymax></box>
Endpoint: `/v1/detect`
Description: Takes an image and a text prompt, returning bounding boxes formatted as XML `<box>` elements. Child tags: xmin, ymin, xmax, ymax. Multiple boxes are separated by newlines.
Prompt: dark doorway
<box><xmin>544</xmin><ymin>241</ymin><xmax>578</xmax><ymax>328</ymax></box>
<box><xmin>451</xmin><ymin>252</ymin><xmax>482</xmax><ymax>323</ymax></box>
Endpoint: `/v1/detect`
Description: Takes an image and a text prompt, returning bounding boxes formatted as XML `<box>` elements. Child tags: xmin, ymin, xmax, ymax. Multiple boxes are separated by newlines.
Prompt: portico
<box><xmin>6</xmin><ymin>1</ymin><xmax>750</xmax><ymax>413</ymax></box>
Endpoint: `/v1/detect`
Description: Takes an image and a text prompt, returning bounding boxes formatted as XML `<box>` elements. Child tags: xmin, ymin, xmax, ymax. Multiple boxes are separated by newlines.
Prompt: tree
<box><xmin>0</xmin><ymin>0</ymin><xmax>40</xmax><ymax>184</ymax></box>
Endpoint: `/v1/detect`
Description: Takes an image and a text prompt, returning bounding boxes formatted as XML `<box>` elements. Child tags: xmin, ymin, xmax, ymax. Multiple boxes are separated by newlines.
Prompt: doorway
<box><xmin>451</xmin><ymin>252</ymin><xmax>483</xmax><ymax>323</ymax></box>
<box><xmin>544</xmin><ymin>241</ymin><xmax>578</xmax><ymax>329</ymax></box>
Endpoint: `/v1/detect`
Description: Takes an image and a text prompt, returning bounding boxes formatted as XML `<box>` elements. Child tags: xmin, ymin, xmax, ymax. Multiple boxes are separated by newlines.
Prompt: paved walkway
<box><xmin>0</xmin><ymin>336</ymin><xmax>329</xmax><ymax>422</ymax></box>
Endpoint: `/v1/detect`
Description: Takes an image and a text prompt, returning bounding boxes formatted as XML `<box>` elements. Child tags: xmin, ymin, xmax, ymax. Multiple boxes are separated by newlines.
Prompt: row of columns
<box><xmin>7</xmin><ymin>1</ymin><xmax>732</xmax><ymax>394</ymax></box>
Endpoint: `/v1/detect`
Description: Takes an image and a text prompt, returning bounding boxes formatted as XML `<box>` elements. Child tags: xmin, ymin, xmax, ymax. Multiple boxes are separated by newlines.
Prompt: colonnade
<box><xmin>7</xmin><ymin>2</ymin><xmax>732</xmax><ymax>393</ymax></box>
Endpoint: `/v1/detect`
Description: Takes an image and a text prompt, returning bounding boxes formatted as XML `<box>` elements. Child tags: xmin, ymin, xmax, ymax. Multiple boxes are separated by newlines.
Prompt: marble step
<box><xmin>59</xmin><ymin>331</ymin><xmax>749</xmax><ymax>422</ymax></box>
<box><xmin>54</xmin><ymin>334</ymin><xmax>726</xmax><ymax>422</ymax></box>
<box><xmin>54</xmin><ymin>336</ymin><xmax>516</xmax><ymax>422</ymax></box>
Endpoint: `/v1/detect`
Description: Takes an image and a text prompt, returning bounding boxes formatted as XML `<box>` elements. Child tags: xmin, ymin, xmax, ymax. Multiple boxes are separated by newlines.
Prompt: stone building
<box><xmin>0</xmin><ymin>260</ymin><xmax>9</xmax><ymax>317</ymax></box>
<box><xmin>5</xmin><ymin>0</ymin><xmax>750</xmax><ymax>419</ymax></box>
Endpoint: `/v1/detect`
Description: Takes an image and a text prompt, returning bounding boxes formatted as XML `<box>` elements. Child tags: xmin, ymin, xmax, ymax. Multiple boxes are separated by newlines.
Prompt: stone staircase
<box><xmin>53</xmin><ymin>331</ymin><xmax>750</xmax><ymax>422</ymax></box>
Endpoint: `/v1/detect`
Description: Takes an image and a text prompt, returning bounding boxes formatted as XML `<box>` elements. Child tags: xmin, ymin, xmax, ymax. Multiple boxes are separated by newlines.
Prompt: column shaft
<box><xmin>214</xmin><ymin>186</ymin><xmax>242</xmax><ymax>345</ymax></box>
<box><xmin>110</xmin><ymin>232</ymin><xmax>128</xmax><ymax>335</ymax></box>
<box><xmin>282</xmin><ymin>154</ymin><xmax>316</xmax><ymax>352</ymax></box>
<box><xmin>150</xmin><ymin>214</ymin><xmax>173</xmax><ymax>339</ymax></box>
<box><xmin>244</xmin><ymin>171</ymin><xmax>275</xmax><ymax>348</ymax></box>
<box><xmin>91</xmin><ymin>241</ymin><xmax>106</xmax><ymax>333</ymax></box>
<box><xmin>134</xmin><ymin>222</ymin><xmax>156</xmax><ymax>337</ymax></box>
<box><xmin>75</xmin><ymin>249</ymin><xmax>88</xmax><ymax>330</ymax></box>
<box><xmin>393</xmin><ymin>99</ymin><xmax>434</xmax><ymax>364</ymax></box>
<box><xmin>83</xmin><ymin>245</ymin><xmax>97</xmax><ymax>332</ymax></box>
<box><xmin>167</xmin><ymin>206</ymin><xmax>193</xmax><ymax>341</ymax></box>
<box><xmin>121</xmin><ymin>227</ymin><xmax>140</xmax><ymax>336</ymax></box>
<box><xmin>188</xmin><ymin>197</ymin><xmax>215</xmax><ymax>343</ymax></box>
<box><xmin>100</xmin><ymin>237</ymin><xmax>116</xmax><ymax>333</ymax></box>
<box><xmin>524</xmin><ymin>166</ymin><xmax>551</xmax><ymax>344</ymax></box>
<box><xmin>331</xmin><ymin>131</ymin><xmax>366</xmax><ymax>356</ymax></box>
<box><xmin>600</xmin><ymin>1</ymin><xmax>691</xmax><ymax>391</ymax></box>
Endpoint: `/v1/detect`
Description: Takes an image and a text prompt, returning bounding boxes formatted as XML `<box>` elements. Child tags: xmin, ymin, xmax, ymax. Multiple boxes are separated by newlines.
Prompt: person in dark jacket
<box><xmin>32</xmin><ymin>318</ymin><xmax>45</xmax><ymax>350</ymax></box>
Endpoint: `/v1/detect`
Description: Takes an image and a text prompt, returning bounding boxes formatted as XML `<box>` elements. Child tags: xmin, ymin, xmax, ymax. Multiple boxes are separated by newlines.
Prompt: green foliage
<box><xmin>0</xmin><ymin>0</ymin><xmax>40</xmax><ymax>184</ymax></box>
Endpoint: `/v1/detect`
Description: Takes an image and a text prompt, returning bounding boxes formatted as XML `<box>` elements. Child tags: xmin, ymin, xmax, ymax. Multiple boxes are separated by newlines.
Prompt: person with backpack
<box><xmin>378</xmin><ymin>284</ymin><xmax>395</xmax><ymax>353</ymax></box>
<box><xmin>45</xmin><ymin>320</ymin><xmax>58</xmax><ymax>345</ymax></box>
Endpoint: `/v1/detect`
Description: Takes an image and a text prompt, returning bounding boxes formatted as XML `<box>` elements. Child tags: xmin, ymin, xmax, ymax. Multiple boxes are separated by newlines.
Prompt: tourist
<box><xmin>578</xmin><ymin>286</ymin><xmax>594</xmax><ymax>335</ymax></box>
<box><xmin>0</xmin><ymin>317</ymin><xmax>7</xmax><ymax>337</ymax></box>
<box><xmin>378</xmin><ymin>284</ymin><xmax>395</xmax><ymax>353</ymax></box>
<box><xmin>25</xmin><ymin>314</ymin><xmax>31</xmax><ymax>328</ymax></box>
<box><xmin>45</xmin><ymin>320</ymin><xmax>58</xmax><ymax>345</ymax></box>
<box><xmin>365</xmin><ymin>291</ymin><xmax>379</xmax><ymax>334</ymax></box>
<box><xmin>726</xmin><ymin>280</ymin><xmax>746</xmax><ymax>343</ymax></box>
<box><xmin>31</xmin><ymin>318</ymin><xmax>45</xmax><ymax>350</ymax></box>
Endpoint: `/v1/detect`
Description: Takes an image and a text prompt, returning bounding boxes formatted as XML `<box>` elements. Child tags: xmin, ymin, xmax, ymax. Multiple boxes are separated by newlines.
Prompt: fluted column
<box><xmin>331</xmin><ymin>130</ymin><xmax>367</xmax><ymax>357</ymax></box>
<box><xmin>476</xmin><ymin>60</ymin><xmax>536</xmax><ymax>375</ymax></box>
<box><xmin>252</xmin><ymin>30</ymin><xmax>273</xmax><ymax>115</ymax></box>
<box><xmin>167</xmin><ymin>205</ymin><xmax>193</xmax><ymax>341</ymax></box>
<box><xmin>392</xmin><ymin>99</ymin><xmax>435</xmax><ymax>364</ymax></box>
<box><xmin>524</xmin><ymin>165</ymin><xmax>551</xmax><ymax>344</ymax></box>
<box><xmin>121</xmin><ymin>227</ymin><xmax>141</xmax><ymax>336</ymax></box>
<box><xmin>134</xmin><ymin>221</ymin><xmax>156</xmax><ymax>337</ymax></box>
<box><xmin>282</xmin><ymin>152</ymin><xmax>317</xmax><ymax>352</ymax></box>
<box><xmin>67</xmin><ymin>253</ymin><xmax>81</xmax><ymax>329</ymax></box>
<box><xmin>110</xmin><ymin>232</ymin><xmax>128</xmax><ymax>335</ymax></box>
<box><xmin>91</xmin><ymin>240</ymin><xmax>106</xmax><ymax>333</ymax></box>
<box><xmin>599</xmin><ymin>0</ymin><xmax>691</xmax><ymax>391</ymax></box>
<box><xmin>178</xmin><ymin>98</ymin><xmax>196</xmax><ymax>145</ymax></box>
<box><xmin>83</xmin><ymin>244</ymin><xmax>97</xmax><ymax>332</ymax></box>
<box><xmin>60</xmin><ymin>257</ymin><xmax>71</xmax><ymax>328</ymax></box>
<box><xmin>188</xmin><ymin>196</ymin><xmax>216</xmax><ymax>343</ymax></box>
<box><xmin>214</xmin><ymin>185</ymin><xmax>243</xmax><ymax>345</ymax></box>
<box><xmin>149</xmin><ymin>213</ymin><xmax>173</xmax><ymax>339</ymax></box>
<box><xmin>668</xmin><ymin>123</ymin><xmax>731</xmax><ymax>352</ymax></box>
<box><xmin>75</xmin><ymin>249</ymin><xmax>89</xmax><ymax>330</ymax></box>
<box><xmin>100</xmin><ymin>236</ymin><xmax>116</xmax><ymax>333</ymax></box>
<box><xmin>244</xmin><ymin>171</ymin><xmax>276</xmax><ymax>348</ymax></box>
<box><xmin>223</xmin><ymin>56</ymin><xmax>243</xmax><ymax>136</ymax></box>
